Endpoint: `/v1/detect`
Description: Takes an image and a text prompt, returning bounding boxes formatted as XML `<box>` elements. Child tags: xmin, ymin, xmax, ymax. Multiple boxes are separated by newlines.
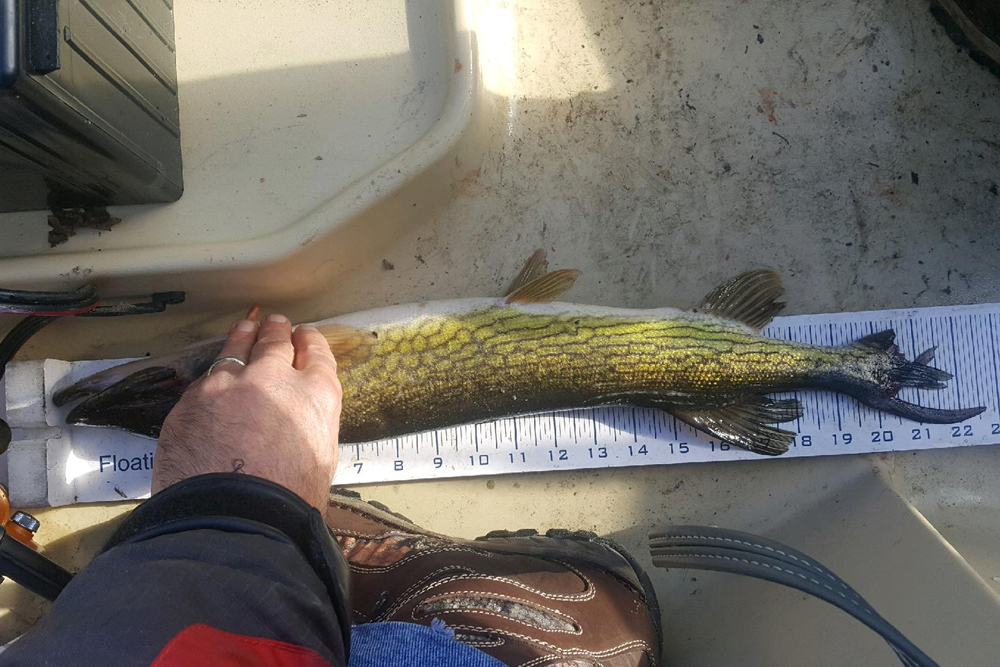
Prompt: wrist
<box><xmin>153</xmin><ymin>435</ymin><xmax>336</xmax><ymax>506</ymax></box>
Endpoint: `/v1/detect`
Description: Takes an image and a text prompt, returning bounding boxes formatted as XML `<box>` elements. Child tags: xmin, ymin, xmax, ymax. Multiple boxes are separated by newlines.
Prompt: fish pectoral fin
<box><xmin>505</xmin><ymin>269</ymin><xmax>582</xmax><ymax>304</ymax></box>
<box><xmin>672</xmin><ymin>396</ymin><xmax>803</xmax><ymax>456</ymax></box>
<box><xmin>505</xmin><ymin>249</ymin><xmax>549</xmax><ymax>295</ymax></box>
<box><xmin>695</xmin><ymin>269</ymin><xmax>786</xmax><ymax>332</ymax></box>
<box><xmin>318</xmin><ymin>323</ymin><xmax>378</xmax><ymax>366</ymax></box>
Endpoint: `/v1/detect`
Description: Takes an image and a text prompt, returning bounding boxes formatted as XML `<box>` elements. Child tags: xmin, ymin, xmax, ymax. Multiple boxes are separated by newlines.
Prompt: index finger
<box><xmin>292</xmin><ymin>324</ymin><xmax>337</xmax><ymax>375</ymax></box>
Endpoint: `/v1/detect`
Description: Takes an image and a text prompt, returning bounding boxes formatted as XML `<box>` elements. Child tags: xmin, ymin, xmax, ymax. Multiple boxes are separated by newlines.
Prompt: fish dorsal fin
<box><xmin>672</xmin><ymin>396</ymin><xmax>802</xmax><ymax>456</ymax></box>
<box><xmin>695</xmin><ymin>269</ymin><xmax>785</xmax><ymax>331</ymax></box>
<box><xmin>317</xmin><ymin>323</ymin><xmax>377</xmax><ymax>366</ymax></box>
<box><xmin>505</xmin><ymin>269</ymin><xmax>582</xmax><ymax>304</ymax></box>
<box><xmin>505</xmin><ymin>249</ymin><xmax>550</xmax><ymax>295</ymax></box>
<box><xmin>852</xmin><ymin>329</ymin><xmax>896</xmax><ymax>350</ymax></box>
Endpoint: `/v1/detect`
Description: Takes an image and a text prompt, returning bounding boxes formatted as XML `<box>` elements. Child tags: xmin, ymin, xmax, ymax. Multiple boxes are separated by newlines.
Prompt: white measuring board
<box><xmin>3</xmin><ymin>302</ymin><xmax>1000</xmax><ymax>506</ymax></box>
<box><xmin>339</xmin><ymin>302</ymin><xmax>1000</xmax><ymax>484</ymax></box>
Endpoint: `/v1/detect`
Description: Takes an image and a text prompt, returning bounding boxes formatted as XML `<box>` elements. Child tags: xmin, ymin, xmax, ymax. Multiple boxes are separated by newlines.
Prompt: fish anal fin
<box><xmin>505</xmin><ymin>249</ymin><xmax>549</xmax><ymax>296</ymax></box>
<box><xmin>505</xmin><ymin>268</ymin><xmax>581</xmax><ymax>304</ymax></box>
<box><xmin>696</xmin><ymin>269</ymin><xmax>786</xmax><ymax>332</ymax></box>
<box><xmin>672</xmin><ymin>396</ymin><xmax>802</xmax><ymax>456</ymax></box>
<box><xmin>318</xmin><ymin>323</ymin><xmax>378</xmax><ymax>366</ymax></box>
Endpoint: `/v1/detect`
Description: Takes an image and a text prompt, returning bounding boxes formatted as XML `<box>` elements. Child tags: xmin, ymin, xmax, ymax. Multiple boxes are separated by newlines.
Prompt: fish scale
<box><xmin>341</xmin><ymin>302</ymin><xmax>1000</xmax><ymax>485</ymax></box>
<box><xmin>339</xmin><ymin>309</ymin><xmax>822</xmax><ymax>445</ymax></box>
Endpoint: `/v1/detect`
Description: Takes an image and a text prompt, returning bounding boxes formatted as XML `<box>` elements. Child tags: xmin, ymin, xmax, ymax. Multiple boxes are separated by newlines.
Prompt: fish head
<box><xmin>54</xmin><ymin>336</ymin><xmax>225</xmax><ymax>436</ymax></box>
<box><xmin>65</xmin><ymin>367</ymin><xmax>184</xmax><ymax>437</ymax></box>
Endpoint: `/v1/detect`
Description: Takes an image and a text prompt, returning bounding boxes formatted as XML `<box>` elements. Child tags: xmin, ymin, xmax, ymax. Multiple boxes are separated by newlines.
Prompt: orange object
<box><xmin>0</xmin><ymin>485</ymin><xmax>10</xmax><ymax>526</ymax></box>
<box><xmin>0</xmin><ymin>485</ymin><xmax>39</xmax><ymax>550</ymax></box>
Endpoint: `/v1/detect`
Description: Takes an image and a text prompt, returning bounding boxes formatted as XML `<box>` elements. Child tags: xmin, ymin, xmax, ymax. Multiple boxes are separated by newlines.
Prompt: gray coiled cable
<box><xmin>650</xmin><ymin>525</ymin><xmax>937</xmax><ymax>667</ymax></box>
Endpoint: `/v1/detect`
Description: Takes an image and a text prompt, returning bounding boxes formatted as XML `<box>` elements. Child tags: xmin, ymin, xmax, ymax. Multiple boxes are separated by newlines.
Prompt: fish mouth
<box><xmin>54</xmin><ymin>384</ymin><xmax>100</xmax><ymax>408</ymax></box>
<box><xmin>53</xmin><ymin>358</ymin><xmax>177</xmax><ymax>407</ymax></box>
<box><xmin>54</xmin><ymin>335</ymin><xmax>226</xmax><ymax>435</ymax></box>
<box><xmin>63</xmin><ymin>367</ymin><xmax>184</xmax><ymax>438</ymax></box>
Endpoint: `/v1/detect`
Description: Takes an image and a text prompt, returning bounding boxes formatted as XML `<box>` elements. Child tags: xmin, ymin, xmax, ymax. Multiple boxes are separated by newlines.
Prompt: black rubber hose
<box><xmin>0</xmin><ymin>292</ymin><xmax>186</xmax><ymax>377</ymax></box>
<box><xmin>0</xmin><ymin>286</ymin><xmax>98</xmax><ymax>314</ymax></box>
<box><xmin>79</xmin><ymin>291</ymin><xmax>185</xmax><ymax>317</ymax></box>
<box><xmin>650</xmin><ymin>528</ymin><xmax>940</xmax><ymax>667</ymax></box>
<box><xmin>0</xmin><ymin>316</ymin><xmax>56</xmax><ymax>454</ymax></box>
<box><xmin>0</xmin><ymin>316</ymin><xmax>57</xmax><ymax>378</ymax></box>
<box><xmin>648</xmin><ymin>526</ymin><xmax>876</xmax><ymax>615</ymax></box>
<box><xmin>0</xmin><ymin>526</ymin><xmax>73</xmax><ymax>601</ymax></box>
<box><xmin>650</xmin><ymin>527</ymin><xmax>923</xmax><ymax>667</ymax></box>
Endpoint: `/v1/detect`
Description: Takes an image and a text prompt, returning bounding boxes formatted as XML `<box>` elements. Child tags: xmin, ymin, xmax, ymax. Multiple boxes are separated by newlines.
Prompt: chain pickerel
<box><xmin>54</xmin><ymin>251</ymin><xmax>984</xmax><ymax>456</ymax></box>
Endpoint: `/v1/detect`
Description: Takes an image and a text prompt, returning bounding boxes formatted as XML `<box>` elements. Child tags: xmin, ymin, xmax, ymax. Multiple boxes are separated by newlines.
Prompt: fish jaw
<box><xmin>65</xmin><ymin>367</ymin><xmax>185</xmax><ymax>437</ymax></box>
<box><xmin>53</xmin><ymin>336</ymin><xmax>225</xmax><ymax>434</ymax></box>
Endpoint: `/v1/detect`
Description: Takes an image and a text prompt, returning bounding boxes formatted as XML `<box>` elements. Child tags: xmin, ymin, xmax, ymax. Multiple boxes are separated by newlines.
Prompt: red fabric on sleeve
<box><xmin>151</xmin><ymin>624</ymin><xmax>335</xmax><ymax>667</ymax></box>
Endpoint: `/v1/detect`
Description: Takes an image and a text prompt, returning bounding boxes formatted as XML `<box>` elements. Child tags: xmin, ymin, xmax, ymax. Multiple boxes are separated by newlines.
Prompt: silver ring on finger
<box><xmin>207</xmin><ymin>356</ymin><xmax>247</xmax><ymax>376</ymax></box>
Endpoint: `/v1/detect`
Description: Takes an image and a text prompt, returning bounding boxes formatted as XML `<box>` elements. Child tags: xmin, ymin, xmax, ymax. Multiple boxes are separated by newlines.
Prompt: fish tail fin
<box><xmin>841</xmin><ymin>330</ymin><xmax>985</xmax><ymax>423</ymax></box>
<box><xmin>888</xmin><ymin>351</ymin><xmax>952</xmax><ymax>390</ymax></box>
<box><xmin>852</xmin><ymin>330</ymin><xmax>953</xmax><ymax>390</ymax></box>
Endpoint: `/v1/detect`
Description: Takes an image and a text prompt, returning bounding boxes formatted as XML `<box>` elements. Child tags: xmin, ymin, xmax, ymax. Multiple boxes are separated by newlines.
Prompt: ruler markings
<box><xmin>989</xmin><ymin>314</ymin><xmax>1000</xmax><ymax>414</ymax></box>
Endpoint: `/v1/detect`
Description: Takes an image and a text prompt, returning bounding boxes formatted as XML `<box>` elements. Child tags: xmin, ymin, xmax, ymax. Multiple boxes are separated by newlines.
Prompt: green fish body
<box><xmin>55</xmin><ymin>256</ymin><xmax>984</xmax><ymax>455</ymax></box>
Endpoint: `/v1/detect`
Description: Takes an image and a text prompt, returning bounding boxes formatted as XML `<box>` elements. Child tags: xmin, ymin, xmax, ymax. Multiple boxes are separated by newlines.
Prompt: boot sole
<box><xmin>329</xmin><ymin>489</ymin><xmax>664</xmax><ymax>655</ymax></box>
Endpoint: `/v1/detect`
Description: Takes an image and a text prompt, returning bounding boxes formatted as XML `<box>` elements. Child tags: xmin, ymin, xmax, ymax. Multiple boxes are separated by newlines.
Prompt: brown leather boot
<box><xmin>326</xmin><ymin>490</ymin><xmax>661</xmax><ymax>667</ymax></box>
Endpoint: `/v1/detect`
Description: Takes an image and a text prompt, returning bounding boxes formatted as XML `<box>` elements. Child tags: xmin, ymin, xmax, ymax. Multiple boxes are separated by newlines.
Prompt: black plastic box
<box><xmin>0</xmin><ymin>0</ymin><xmax>182</xmax><ymax>212</ymax></box>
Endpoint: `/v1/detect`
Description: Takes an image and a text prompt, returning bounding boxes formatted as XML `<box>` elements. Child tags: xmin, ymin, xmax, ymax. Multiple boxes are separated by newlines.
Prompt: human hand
<box><xmin>153</xmin><ymin>314</ymin><xmax>342</xmax><ymax>508</ymax></box>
